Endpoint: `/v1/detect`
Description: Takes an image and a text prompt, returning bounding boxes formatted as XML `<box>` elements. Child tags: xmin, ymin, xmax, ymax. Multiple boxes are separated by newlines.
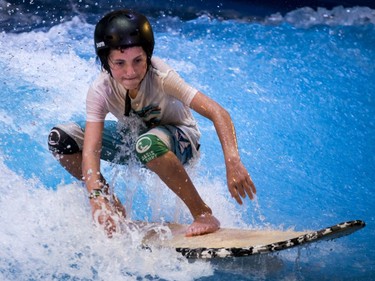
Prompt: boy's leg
<box><xmin>48</xmin><ymin>123</ymin><xmax>85</xmax><ymax>179</ymax></box>
<box><xmin>54</xmin><ymin>152</ymin><xmax>83</xmax><ymax>180</ymax></box>
<box><xmin>146</xmin><ymin>151</ymin><xmax>220</xmax><ymax>236</ymax></box>
<box><xmin>136</xmin><ymin>126</ymin><xmax>220</xmax><ymax>236</ymax></box>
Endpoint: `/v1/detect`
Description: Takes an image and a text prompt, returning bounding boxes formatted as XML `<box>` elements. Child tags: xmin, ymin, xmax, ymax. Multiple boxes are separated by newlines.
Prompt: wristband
<box><xmin>88</xmin><ymin>189</ymin><xmax>105</xmax><ymax>200</ymax></box>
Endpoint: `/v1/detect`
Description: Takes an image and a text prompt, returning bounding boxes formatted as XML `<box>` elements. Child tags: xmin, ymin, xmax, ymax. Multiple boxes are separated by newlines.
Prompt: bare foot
<box><xmin>185</xmin><ymin>213</ymin><xmax>220</xmax><ymax>237</ymax></box>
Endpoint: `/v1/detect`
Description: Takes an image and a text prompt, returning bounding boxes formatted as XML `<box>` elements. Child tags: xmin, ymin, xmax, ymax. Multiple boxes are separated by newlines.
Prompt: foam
<box><xmin>0</xmin><ymin>17</ymin><xmax>96</xmax><ymax>124</ymax></box>
<box><xmin>265</xmin><ymin>6</ymin><xmax>375</xmax><ymax>27</ymax></box>
<box><xmin>0</xmin><ymin>159</ymin><xmax>214</xmax><ymax>280</ymax></box>
<box><xmin>0</xmin><ymin>7</ymin><xmax>373</xmax><ymax>279</ymax></box>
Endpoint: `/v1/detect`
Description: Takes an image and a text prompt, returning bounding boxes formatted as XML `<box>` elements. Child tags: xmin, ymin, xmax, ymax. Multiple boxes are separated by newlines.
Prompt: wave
<box><xmin>1</xmin><ymin>0</ymin><xmax>375</xmax><ymax>33</ymax></box>
<box><xmin>265</xmin><ymin>5</ymin><xmax>375</xmax><ymax>27</ymax></box>
<box><xmin>0</xmin><ymin>2</ymin><xmax>373</xmax><ymax>279</ymax></box>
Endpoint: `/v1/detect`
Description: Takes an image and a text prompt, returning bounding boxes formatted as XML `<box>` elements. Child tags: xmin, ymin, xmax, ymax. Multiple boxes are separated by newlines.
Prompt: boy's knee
<box><xmin>135</xmin><ymin>134</ymin><xmax>169</xmax><ymax>164</ymax></box>
<box><xmin>48</xmin><ymin>127</ymin><xmax>80</xmax><ymax>154</ymax></box>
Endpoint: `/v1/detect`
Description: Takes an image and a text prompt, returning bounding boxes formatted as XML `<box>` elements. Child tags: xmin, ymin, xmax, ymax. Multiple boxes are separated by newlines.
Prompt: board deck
<box><xmin>142</xmin><ymin>220</ymin><xmax>365</xmax><ymax>259</ymax></box>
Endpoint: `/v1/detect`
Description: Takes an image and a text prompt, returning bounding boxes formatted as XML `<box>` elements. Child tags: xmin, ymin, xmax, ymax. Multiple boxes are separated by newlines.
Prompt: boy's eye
<box><xmin>135</xmin><ymin>58</ymin><xmax>143</xmax><ymax>64</ymax></box>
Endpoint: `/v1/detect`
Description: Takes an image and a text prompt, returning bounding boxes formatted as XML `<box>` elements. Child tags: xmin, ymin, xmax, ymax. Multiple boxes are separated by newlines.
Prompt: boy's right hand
<box><xmin>90</xmin><ymin>196</ymin><xmax>125</xmax><ymax>238</ymax></box>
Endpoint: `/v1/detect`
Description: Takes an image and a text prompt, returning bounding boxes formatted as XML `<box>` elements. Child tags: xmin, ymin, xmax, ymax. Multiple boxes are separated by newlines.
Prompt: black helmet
<box><xmin>94</xmin><ymin>10</ymin><xmax>154</xmax><ymax>71</ymax></box>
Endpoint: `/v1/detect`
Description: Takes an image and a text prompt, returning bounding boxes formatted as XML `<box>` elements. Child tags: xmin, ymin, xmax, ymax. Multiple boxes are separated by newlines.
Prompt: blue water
<box><xmin>0</xmin><ymin>2</ymin><xmax>374</xmax><ymax>280</ymax></box>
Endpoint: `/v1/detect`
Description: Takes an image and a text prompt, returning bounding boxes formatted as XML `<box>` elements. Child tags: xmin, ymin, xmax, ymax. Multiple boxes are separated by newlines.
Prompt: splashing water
<box><xmin>0</xmin><ymin>3</ymin><xmax>374</xmax><ymax>280</ymax></box>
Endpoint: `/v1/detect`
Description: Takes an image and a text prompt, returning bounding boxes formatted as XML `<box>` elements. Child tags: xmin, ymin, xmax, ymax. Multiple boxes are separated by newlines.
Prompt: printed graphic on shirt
<box><xmin>134</xmin><ymin>104</ymin><xmax>161</xmax><ymax>127</ymax></box>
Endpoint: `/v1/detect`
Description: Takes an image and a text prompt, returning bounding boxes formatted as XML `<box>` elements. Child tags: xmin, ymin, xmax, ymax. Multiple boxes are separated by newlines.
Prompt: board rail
<box><xmin>175</xmin><ymin>220</ymin><xmax>366</xmax><ymax>259</ymax></box>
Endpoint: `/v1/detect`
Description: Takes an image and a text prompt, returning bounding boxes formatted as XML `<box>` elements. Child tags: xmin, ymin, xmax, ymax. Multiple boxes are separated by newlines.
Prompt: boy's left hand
<box><xmin>226</xmin><ymin>160</ymin><xmax>256</xmax><ymax>205</ymax></box>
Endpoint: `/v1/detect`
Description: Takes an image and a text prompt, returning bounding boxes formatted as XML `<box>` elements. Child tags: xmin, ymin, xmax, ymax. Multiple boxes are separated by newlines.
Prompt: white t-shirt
<box><xmin>86</xmin><ymin>57</ymin><xmax>201</xmax><ymax>149</ymax></box>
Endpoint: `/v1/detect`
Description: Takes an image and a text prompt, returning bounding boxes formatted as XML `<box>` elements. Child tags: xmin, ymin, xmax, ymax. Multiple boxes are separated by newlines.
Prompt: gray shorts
<box><xmin>49</xmin><ymin>120</ymin><xmax>196</xmax><ymax>165</ymax></box>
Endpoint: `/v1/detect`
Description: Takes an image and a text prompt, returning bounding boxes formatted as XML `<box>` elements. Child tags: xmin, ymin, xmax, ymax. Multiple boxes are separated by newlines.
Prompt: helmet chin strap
<box><xmin>124</xmin><ymin>89</ymin><xmax>131</xmax><ymax>116</ymax></box>
<box><xmin>123</xmin><ymin>63</ymin><xmax>151</xmax><ymax>117</ymax></box>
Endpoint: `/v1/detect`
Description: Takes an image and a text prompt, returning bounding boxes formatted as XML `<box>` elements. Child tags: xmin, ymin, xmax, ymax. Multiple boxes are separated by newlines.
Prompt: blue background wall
<box><xmin>2</xmin><ymin>0</ymin><xmax>375</xmax><ymax>32</ymax></box>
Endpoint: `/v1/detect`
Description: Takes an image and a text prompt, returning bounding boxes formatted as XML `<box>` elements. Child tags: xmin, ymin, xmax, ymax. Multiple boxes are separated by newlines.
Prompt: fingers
<box><xmin>228</xmin><ymin>181</ymin><xmax>243</xmax><ymax>205</ymax></box>
<box><xmin>103</xmin><ymin>216</ymin><xmax>117</xmax><ymax>238</ymax></box>
<box><xmin>244</xmin><ymin>174</ymin><xmax>256</xmax><ymax>199</ymax></box>
<box><xmin>112</xmin><ymin>194</ymin><xmax>127</xmax><ymax>218</ymax></box>
<box><xmin>93</xmin><ymin>203</ymin><xmax>123</xmax><ymax>238</ymax></box>
<box><xmin>228</xmin><ymin>172</ymin><xmax>256</xmax><ymax>205</ymax></box>
<box><xmin>99</xmin><ymin>212</ymin><xmax>119</xmax><ymax>238</ymax></box>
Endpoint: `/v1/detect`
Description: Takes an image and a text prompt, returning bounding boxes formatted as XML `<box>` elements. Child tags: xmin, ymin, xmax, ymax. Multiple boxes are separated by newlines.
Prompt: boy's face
<box><xmin>108</xmin><ymin>46</ymin><xmax>148</xmax><ymax>90</ymax></box>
